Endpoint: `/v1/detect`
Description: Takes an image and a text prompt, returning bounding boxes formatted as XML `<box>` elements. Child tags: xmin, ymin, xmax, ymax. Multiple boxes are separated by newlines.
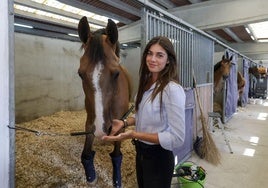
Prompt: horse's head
<box><xmin>213</xmin><ymin>54</ymin><xmax>233</xmax><ymax>93</ymax></box>
<box><xmin>77</xmin><ymin>17</ymin><xmax>130</xmax><ymax>137</ymax></box>
<box><xmin>218</xmin><ymin>55</ymin><xmax>233</xmax><ymax>80</ymax></box>
<box><xmin>249</xmin><ymin>66</ymin><xmax>263</xmax><ymax>78</ymax></box>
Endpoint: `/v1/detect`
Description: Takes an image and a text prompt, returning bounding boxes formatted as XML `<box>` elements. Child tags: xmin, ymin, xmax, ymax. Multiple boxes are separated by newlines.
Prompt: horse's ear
<box><xmin>229</xmin><ymin>55</ymin><xmax>233</xmax><ymax>61</ymax></box>
<box><xmin>78</xmin><ymin>16</ymin><xmax>90</xmax><ymax>44</ymax></box>
<box><xmin>222</xmin><ymin>55</ymin><xmax>225</xmax><ymax>60</ymax></box>
<box><xmin>106</xmin><ymin>19</ymin><xmax>118</xmax><ymax>45</ymax></box>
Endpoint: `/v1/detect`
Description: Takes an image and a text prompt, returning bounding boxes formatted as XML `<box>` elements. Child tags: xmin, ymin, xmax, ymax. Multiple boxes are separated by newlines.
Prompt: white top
<box><xmin>135</xmin><ymin>81</ymin><xmax>186</xmax><ymax>151</ymax></box>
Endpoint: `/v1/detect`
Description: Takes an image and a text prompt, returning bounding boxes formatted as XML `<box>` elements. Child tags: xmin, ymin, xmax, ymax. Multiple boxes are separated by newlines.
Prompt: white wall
<box><xmin>15</xmin><ymin>33</ymin><xmax>84</xmax><ymax>123</ymax></box>
<box><xmin>14</xmin><ymin>33</ymin><xmax>142</xmax><ymax>123</ymax></box>
<box><xmin>121</xmin><ymin>47</ymin><xmax>141</xmax><ymax>100</ymax></box>
<box><xmin>214</xmin><ymin>52</ymin><xmax>224</xmax><ymax>64</ymax></box>
<box><xmin>0</xmin><ymin>0</ymin><xmax>14</xmax><ymax>187</ymax></box>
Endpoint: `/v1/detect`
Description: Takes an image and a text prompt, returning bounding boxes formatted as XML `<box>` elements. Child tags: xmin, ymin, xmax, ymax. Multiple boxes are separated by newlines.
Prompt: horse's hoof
<box><xmin>87</xmin><ymin>174</ymin><xmax>98</xmax><ymax>186</ymax></box>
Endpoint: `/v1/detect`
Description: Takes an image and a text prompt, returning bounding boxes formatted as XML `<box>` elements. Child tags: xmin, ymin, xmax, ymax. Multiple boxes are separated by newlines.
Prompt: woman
<box><xmin>102</xmin><ymin>36</ymin><xmax>185</xmax><ymax>188</ymax></box>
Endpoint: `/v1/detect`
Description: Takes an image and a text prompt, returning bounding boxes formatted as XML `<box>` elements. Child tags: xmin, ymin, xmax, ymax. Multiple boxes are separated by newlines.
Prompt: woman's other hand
<box><xmin>102</xmin><ymin>130</ymin><xmax>134</xmax><ymax>142</ymax></box>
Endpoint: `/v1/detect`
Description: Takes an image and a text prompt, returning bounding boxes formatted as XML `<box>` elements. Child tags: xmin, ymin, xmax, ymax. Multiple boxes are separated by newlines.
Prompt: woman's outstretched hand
<box><xmin>109</xmin><ymin>119</ymin><xmax>124</xmax><ymax>136</ymax></box>
<box><xmin>102</xmin><ymin>130</ymin><xmax>134</xmax><ymax>142</ymax></box>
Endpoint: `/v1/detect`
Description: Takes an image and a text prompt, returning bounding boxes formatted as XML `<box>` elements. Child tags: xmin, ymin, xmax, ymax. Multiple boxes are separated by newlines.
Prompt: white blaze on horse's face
<box><xmin>92</xmin><ymin>62</ymin><xmax>106</xmax><ymax>137</ymax></box>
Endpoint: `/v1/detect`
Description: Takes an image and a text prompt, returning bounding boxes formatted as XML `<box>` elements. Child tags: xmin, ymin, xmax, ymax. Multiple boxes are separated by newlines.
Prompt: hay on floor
<box><xmin>16</xmin><ymin>110</ymin><xmax>137</xmax><ymax>188</ymax></box>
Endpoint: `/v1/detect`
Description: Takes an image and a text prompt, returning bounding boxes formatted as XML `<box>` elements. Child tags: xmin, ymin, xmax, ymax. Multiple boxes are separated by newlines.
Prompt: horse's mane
<box><xmin>214</xmin><ymin>60</ymin><xmax>222</xmax><ymax>71</ymax></box>
<box><xmin>85</xmin><ymin>28</ymin><xmax>120</xmax><ymax>64</ymax></box>
<box><xmin>120</xmin><ymin>65</ymin><xmax>133</xmax><ymax>101</ymax></box>
<box><xmin>87</xmin><ymin>30</ymin><xmax>105</xmax><ymax>63</ymax></box>
<box><xmin>93</xmin><ymin>29</ymin><xmax>120</xmax><ymax>57</ymax></box>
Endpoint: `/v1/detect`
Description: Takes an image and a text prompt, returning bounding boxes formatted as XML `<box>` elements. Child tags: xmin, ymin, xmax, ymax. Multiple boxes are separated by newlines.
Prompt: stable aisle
<box><xmin>172</xmin><ymin>99</ymin><xmax>268</xmax><ymax>188</ymax></box>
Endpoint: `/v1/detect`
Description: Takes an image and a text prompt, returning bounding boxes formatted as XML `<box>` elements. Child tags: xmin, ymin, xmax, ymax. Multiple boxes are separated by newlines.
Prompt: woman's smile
<box><xmin>146</xmin><ymin>43</ymin><xmax>169</xmax><ymax>74</ymax></box>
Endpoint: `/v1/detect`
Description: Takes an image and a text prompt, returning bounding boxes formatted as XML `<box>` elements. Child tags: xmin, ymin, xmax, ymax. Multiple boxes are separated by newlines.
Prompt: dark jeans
<box><xmin>133</xmin><ymin>140</ymin><xmax>174</xmax><ymax>188</ymax></box>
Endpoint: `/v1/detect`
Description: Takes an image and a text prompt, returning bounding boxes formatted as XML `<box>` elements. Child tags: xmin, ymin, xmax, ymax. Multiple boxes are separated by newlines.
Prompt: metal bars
<box><xmin>144</xmin><ymin>9</ymin><xmax>193</xmax><ymax>88</ymax></box>
<box><xmin>192</xmin><ymin>32</ymin><xmax>214</xmax><ymax>85</ymax></box>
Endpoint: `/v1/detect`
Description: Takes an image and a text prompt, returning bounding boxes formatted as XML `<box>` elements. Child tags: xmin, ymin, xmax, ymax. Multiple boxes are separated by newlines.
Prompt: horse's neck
<box><xmin>214</xmin><ymin>69</ymin><xmax>224</xmax><ymax>93</ymax></box>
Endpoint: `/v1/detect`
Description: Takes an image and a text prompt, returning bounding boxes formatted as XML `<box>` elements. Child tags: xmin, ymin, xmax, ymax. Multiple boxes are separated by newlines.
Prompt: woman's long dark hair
<box><xmin>135</xmin><ymin>36</ymin><xmax>179</xmax><ymax>111</ymax></box>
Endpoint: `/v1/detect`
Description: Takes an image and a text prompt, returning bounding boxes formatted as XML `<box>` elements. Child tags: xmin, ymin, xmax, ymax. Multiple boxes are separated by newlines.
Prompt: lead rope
<box><xmin>7</xmin><ymin>125</ymin><xmax>69</xmax><ymax>136</ymax></box>
<box><xmin>8</xmin><ymin>104</ymin><xmax>135</xmax><ymax>137</ymax></box>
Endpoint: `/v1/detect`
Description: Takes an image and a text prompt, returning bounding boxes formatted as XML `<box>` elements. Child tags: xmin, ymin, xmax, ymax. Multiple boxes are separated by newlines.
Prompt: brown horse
<box><xmin>77</xmin><ymin>16</ymin><xmax>131</xmax><ymax>187</ymax></box>
<box><xmin>249</xmin><ymin>66</ymin><xmax>267</xmax><ymax>78</ymax></box>
<box><xmin>213</xmin><ymin>54</ymin><xmax>233</xmax><ymax>93</ymax></box>
<box><xmin>213</xmin><ymin>54</ymin><xmax>232</xmax><ymax>113</ymax></box>
<box><xmin>237</xmin><ymin>71</ymin><xmax>246</xmax><ymax>98</ymax></box>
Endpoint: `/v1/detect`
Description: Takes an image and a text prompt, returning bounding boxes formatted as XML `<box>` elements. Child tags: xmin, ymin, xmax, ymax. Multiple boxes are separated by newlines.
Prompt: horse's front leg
<box><xmin>110</xmin><ymin>141</ymin><xmax>122</xmax><ymax>188</ymax></box>
<box><xmin>81</xmin><ymin>133</ymin><xmax>98</xmax><ymax>185</ymax></box>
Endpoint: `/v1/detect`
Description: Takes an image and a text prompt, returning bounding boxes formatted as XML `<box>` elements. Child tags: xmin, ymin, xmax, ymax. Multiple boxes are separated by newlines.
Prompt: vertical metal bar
<box><xmin>178</xmin><ymin>29</ymin><xmax>181</xmax><ymax>84</ymax></box>
<box><xmin>182</xmin><ymin>32</ymin><xmax>185</xmax><ymax>86</ymax></box>
<box><xmin>155</xmin><ymin>18</ymin><xmax>157</xmax><ymax>36</ymax></box>
<box><xmin>186</xmin><ymin>33</ymin><xmax>188</xmax><ymax>86</ymax></box>
<box><xmin>168</xmin><ymin>23</ymin><xmax>171</xmax><ymax>40</ymax></box>
<box><xmin>160</xmin><ymin>20</ymin><xmax>163</xmax><ymax>36</ymax></box>
<box><xmin>191</xmin><ymin>33</ymin><xmax>193</xmax><ymax>86</ymax></box>
<box><xmin>141</xmin><ymin>7</ymin><xmax>147</xmax><ymax>54</ymax></box>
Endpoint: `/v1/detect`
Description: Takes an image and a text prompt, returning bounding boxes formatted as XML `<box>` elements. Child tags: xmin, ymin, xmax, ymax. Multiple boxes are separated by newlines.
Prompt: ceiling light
<box><xmin>245</xmin><ymin>27</ymin><xmax>251</xmax><ymax>34</ymax></box>
<box><xmin>45</xmin><ymin>0</ymin><xmax>64</xmax><ymax>9</ymax></box>
<box><xmin>250</xmin><ymin>35</ymin><xmax>255</xmax><ymax>40</ymax></box>
<box><xmin>248</xmin><ymin>21</ymin><xmax>268</xmax><ymax>42</ymax></box>
<box><xmin>63</xmin><ymin>5</ymin><xmax>81</xmax><ymax>14</ymax></box>
<box><xmin>14</xmin><ymin>4</ymin><xmax>35</xmax><ymax>13</ymax></box>
<box><xmin>14</xmin><ymin>23</ymin><xmax>33</xmax><ymax>29</ymax></box>
<box><xmin>68</xmin><ymin>33</ymin><xmax>79</xmax><ymax>37</ymax></box>
<box><xmin>258</xmin><ymin>39</ymin><xmax>268</xmax><ymax>43</ymax></box>
<box><xmin>77</xmin><ymin>10</ymin><xmax>95</xmax><ymax>18</ymax></box>
<box><xmin>30</xmin><ymin>0</ymin><xmax>119</xmax><ymax>24</ymax></box>
<box><xmin>31</xmin><ymin>0</ymin><xmax>46</xmax><ymax>3</ymax></box>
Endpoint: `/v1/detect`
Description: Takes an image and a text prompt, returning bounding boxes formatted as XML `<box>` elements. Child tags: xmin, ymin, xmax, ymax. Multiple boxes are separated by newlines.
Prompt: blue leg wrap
<box><xmin>110</xmin><ymin>154</ymin><xmax>122</xmax><ymax>188</ymax></box>
<box><xmin>81</xmin><ymin>151</ymin><xmax>97</xmax><ymax>184</ymax></box>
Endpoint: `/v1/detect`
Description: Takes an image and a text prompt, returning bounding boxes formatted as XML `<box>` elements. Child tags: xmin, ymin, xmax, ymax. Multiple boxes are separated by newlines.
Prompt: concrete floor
<box><xmin>171</xmin><ymin>98</ymin><xmax>268</xmax><ymax>188</ymax></box>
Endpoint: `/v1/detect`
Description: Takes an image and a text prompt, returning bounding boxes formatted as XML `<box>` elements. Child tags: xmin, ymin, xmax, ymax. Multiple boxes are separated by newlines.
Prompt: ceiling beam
<box><xmin>149</xmin><ymin>0</ymin><xmax>175</xmax><ymax>9</ymax></box>
<box><xmin>188</xmin><ymin>0</ymin><xmax>204</xmax><ymax>4</ymax></box>
<box><xmin>223</xmin><ymin>28</ymin><xmax>243</xmax><ymax>43</ymax></box>
<box><xmin>58</xmin><ymin>0</ymin><xmax>133</xmax><ymax>24</ymax></box>
<box><xmin>229</xmin><ymin>42</ymin><xmax>268</xmax><ymax>66</ymax></box>
<box><xmin>15</xmin><ymin>15</ymin><xmax>77</xmax><ymax>34</ymax></box>
<box><xmin>170</xmin><ymin>0</ymin><xmax>268</xmax><ymax>30</ymax></box>
<box><xmin>14</xmin><ymin>16</ymin><xmax>79</xmax><ymax>42</ymax></box>
<box><xmin>230</xmin><ymin>42</ymin><xmax>268</xmax><ymax>57</ymax></box>
<box><xmin>14</xmin><ymin>9</ymin><xmax>77</xmax><ymax>29</ymax></box>
<box><xmin>206</xmin><ymin>30</ymin><xmax>228</xmax><ymax>44</ymax></box>
<box><xmin>100</xmin><ymin>0</ymin><xmax>140</xmax><ymax>17</ymax></box>
<box><xmin>14</xmin><ymin>0</ymin><xmax>107</xmax><ymax>27</ymax></box>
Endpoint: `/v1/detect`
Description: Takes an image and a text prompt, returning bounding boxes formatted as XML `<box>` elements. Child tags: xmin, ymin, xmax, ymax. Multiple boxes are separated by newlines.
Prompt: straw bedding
<box><xmin>15</xmin><ymin>110</ymin><xmax>137</xmax><ymax>188</ymax></box>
